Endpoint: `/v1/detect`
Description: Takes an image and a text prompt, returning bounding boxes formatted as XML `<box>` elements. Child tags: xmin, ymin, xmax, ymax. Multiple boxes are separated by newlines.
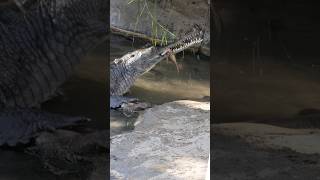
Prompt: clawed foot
<box><xmin>120</xmin><ymin>101</ymin><xmax>152</xmax><ymax>117</ymax></box>
<box><xmin>110</xmin><ymin>96</ymin><xmax>152</xmax><ymax>117</ymax></box>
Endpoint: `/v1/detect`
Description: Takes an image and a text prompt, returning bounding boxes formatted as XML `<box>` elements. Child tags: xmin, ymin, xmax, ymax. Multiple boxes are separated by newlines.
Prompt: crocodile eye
<box><xmin>131</xmin><ymin>54</ymin><xmax>135</xmax><ymax>57</ymax></box>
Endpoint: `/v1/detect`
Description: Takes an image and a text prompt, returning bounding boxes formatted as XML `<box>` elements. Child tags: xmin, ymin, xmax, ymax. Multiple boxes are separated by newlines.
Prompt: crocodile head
<box><xmin>110</xmin><ymin>26</ymin><xmax>204</xmax><ymax>96</ymax></box>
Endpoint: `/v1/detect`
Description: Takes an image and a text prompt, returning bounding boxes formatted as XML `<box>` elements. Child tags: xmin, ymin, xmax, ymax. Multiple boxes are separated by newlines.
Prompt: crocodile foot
<box><xmin>110</xmin><ymin>96</ymin><xmax>152</xmax><ymax>117</ymax></box>
<box><xmin>110</xmin><ymin>96</ymin><xmax>138</xmax><ymax>109</ymax></box>
<box><xmin>120</xmin><ymin>101</ymin><xmax>152</xmax><ymax>117</ymax></box>
<box><xmin>0</xmin><ymin>109</ymin><xmax>90</xmax><ymax>147</ymax></box>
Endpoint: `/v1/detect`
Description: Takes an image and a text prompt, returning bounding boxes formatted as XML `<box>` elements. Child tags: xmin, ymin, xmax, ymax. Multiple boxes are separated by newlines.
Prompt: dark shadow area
<box><xmin>213</xmin><ymin>0</ymin><xmax>320</xmax><ymax>124</ymax></box>
<box><xmin>43</xmin><ymin>44</ymin><xmax>107</xmax><ymax>129</ymax></box>
<box><xmin>212</xmin><ymin>0</ymin><xmax>320</xmax><ymax>179</ymax></box>
<box><xmin>0</xmin><ymin>42</ymin><xmax>108</xmax><ymax>180</ymax></box>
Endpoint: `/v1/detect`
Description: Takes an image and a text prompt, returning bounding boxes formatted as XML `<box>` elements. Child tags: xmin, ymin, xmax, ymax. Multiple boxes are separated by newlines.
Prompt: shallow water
<box><xmin>0</xmin><ymin>43</ymin><xmax>107</xmax><ymax>179</ymax></box>
<box><xmin>110</xmin><ymin>35</ymin><xmax>210</xmax><ymax>136</ymax></box>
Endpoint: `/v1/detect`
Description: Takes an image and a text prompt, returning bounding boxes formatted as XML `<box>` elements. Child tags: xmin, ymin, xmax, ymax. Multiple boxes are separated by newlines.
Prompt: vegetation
<box><xmin>127</xmin><ymin>0</ymin><xmax>176</xmax><ymax>46</ymax></box>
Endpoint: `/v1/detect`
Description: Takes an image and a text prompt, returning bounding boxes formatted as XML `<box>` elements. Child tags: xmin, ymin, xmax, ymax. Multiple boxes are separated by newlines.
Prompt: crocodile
<box><xmin>110</xmin><ymin>26</ymin><xmax>204</xmax><ymax>111</ymax></box>
<box><xmin>0</xmin><ymin>0</ymin><xmax>107</xmax><ymax>146</ymax></box>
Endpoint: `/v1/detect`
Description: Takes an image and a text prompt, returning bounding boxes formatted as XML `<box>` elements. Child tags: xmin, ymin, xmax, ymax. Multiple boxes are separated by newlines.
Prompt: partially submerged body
<box><xmin>110</xmin><ymin>25</ymin><xmax>204</xmax><ymax>114</ymax></box>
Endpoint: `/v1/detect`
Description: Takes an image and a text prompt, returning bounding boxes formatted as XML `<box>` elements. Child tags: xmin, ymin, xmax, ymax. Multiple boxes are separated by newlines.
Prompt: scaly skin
<box><xmin>110</xmin><ymin>26</ymin><xmax>204</xmax><ymax>108</ymax></box>
<box><xmin>0</xmin><ymin>0</ymin><xmax>107</xmax><ymax>108</ymax></box>
<box><xmin>0</xmin><ymin>0</ymin><xmax>107</xmax><ymax>146</ymax></box>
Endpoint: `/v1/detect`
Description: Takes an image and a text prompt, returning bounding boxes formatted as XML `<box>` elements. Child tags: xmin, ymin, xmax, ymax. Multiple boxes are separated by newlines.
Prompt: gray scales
<box><xmin>0</xmin><ymin>0</ymin><xmax>108</xmax><ymax>146</ymax></box>
<box><xmin>110</xmin><ymin>26</ymin><xmax>204</xmax><ymax>111</ymax></box>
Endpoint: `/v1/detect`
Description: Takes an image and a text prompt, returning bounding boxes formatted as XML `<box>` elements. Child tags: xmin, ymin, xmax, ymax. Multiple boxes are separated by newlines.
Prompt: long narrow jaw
<box><xmin>161</xmin><ymin>26</ymin><xmax>204</xmax><ymax>55</ymax></box>
<box><xmin>110</xmin><ymin>26</ymin><xmax>205</xmax><ymax>96</ymax></box>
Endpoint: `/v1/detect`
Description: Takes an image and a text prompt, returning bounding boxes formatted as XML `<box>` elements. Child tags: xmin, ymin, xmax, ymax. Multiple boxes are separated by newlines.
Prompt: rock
<box><xmin>110</xmin><ymin>0</ymin><xmax>210</xmax><ymax>56</ymax></box>
<box><xmin>111</xmin><ymin>100</ymin><xmax>210</xmax><ymax>180</ymax></box>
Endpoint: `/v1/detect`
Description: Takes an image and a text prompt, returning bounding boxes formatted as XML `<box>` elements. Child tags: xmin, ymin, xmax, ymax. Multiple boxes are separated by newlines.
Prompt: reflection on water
<box><xmin>110</xmin><ymin>35</ymin><xmax>210</xmax><ymax>136</ymax></box>
<box><xmin>0</xmin><ymin>43</ymin><xmax>107</xmax><ymax>179</ymax></box>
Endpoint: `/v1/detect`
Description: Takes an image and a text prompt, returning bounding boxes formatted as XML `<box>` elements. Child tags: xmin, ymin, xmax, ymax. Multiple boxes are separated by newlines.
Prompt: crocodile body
<box><xmin>0</xmin><ymin>0</ymin><xmax>107</xmax><ymax>146</ymax></box>
<box><xmin>0</xmin><ymin>0</ymin><xmax>107</xmax><ymax>108</ymax></box>
<box><xmin>110</xmin><ymin>26</ymin><xmax>204</xmax><ymax>109</ymax></box>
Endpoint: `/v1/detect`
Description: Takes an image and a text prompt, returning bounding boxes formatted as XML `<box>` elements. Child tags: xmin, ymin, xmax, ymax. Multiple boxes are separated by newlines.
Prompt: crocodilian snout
<box><xmin>161</xmin><ymin>26</ymin><xmax>204</xmax><ymax>56</ymax></box>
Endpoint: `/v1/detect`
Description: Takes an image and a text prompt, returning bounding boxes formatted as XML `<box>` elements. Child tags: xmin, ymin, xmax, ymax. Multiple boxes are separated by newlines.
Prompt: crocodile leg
<box><xmin>110</xmin><ymin>96</ymin><xmax>138</xmax><ymax>109</ymax></box>
<box><xmin>0</xmin><ymin>109</ymin><xmax>90</xmax><ymax>146</ymax></box>
<box><xmin>110</xmin><ymin>95</ymin><xmax>152</xmax><ymax>117</ymax></box>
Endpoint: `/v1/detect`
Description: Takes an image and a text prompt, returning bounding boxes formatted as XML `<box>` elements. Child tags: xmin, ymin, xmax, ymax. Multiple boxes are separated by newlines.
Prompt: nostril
<box><xmin>131</xmin><ymin>55</ymin><xmax>135</xmax><ymax>57</ymax></box>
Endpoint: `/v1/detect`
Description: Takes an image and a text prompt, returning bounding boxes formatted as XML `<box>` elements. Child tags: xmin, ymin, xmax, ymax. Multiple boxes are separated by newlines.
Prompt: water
<box><xmin>0</xmin><ymin>43</ymin><xmax>107</xmax><ymax>179</ymax></box>
<box><xmin>110</xmin><ymin>35</ymin><xmax>210</xmax><ymax>136</ymax></box>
